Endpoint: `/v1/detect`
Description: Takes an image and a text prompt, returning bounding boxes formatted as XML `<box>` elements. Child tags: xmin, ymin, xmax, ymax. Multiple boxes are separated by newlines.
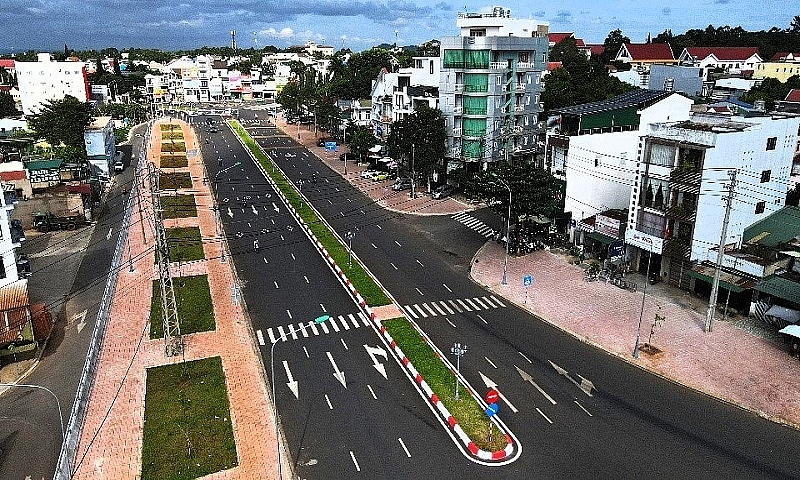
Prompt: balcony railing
<box><xmin>662</xmin><ymin>237</ymin><xmax>692</xmax><ymax>259</ymax></box>
<box><xmin>516</xmin><ymin>62</ymin><xmax>535</xmax><ymax>69</ymax></box>
<box><xmin>515</xmin><ymin>84</ymin><xmax>526</xmax><ymax>92</ymax></box>
<box><xmin>489</xmin><ymin>62</ymin><xmax>508</xmax><ymax>70</ymax></box>
<box><xmin>453</xmin><ymin>106</ymin><xmax>463</xmax><ymax>115</ymax></box>
<box><xmin>665</xmin><ymin>203</ymin><xmax>697</xmax><ymax>222</ymax></box>
<box><xmin>452</xmin><ymin>127</ymin><xmax>462</xmax><ymax>137</ymax></box>
<box><xmin>514</xmin><ymin>106</ymin><xmax>525</xmax><ymax>113</ymax></box>
<box><xmin>669</xmin><ymin>167</ymin><xmax>702</xmax><ymax>193</ymax></box>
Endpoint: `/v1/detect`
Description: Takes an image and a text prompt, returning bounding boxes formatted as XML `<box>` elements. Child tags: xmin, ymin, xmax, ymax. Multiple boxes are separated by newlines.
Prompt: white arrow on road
<box><xmin>72</xmin><ymin>309</ymin><xmax>88</xmax><ymax>334</ymax></box>
<box><xmin>548</xmin><ymin>360</ymin><xmax>593</xmax><ymax>397</ymax></box>
<box><xmin>283</xmin><ymin>361</ymin><xmax>299</xmax><ymax>399</ymax></box>
<box><xmin>227</xmin><ymin>207</ymin><xmax>233</xmax><ymax>218</ymax></box>
<box><xmin>106</xmin><ymin>228</ymin><xmax>113</xmax><ymax>240</ymax></box>
<box><xmin>272</xmin><ymin>202</ymin><xmax>279</xmax><ymax>213</ymax></box>
<box><xmin>515</xmin><ymin>365</ymin><xmax>557</xmax><ymax>405</ymax></box>
<box><xmin>478</xmin><ymin>371</ymin><xmax>518</xmax><ymax>413</ymax></box>
<box><xmin>326</xmin><ymin>351</ymin><xmax>347</xmax><ymax>388</ymax></box>
<box><xmin>364</xmin><ymin>344</ymin><xmax>388</xmax><ymax>379</ymax></box>
<box><xmin>251</xmin><ymin>204</ymin><xmax>258</xmax><ymax>215</ymax></box>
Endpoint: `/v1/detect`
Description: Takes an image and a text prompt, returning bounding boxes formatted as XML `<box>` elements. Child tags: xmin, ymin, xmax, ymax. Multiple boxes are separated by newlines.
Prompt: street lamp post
<box><xmin>411</xmin><ymin>143</ymin><xmax>416</xmax><ymax>199</ymax></box>
<box><xmin>633</xmin><ymin>247</ymin><xmax>653</xmax><ymax>358</ymax></box>
<box><xmin>270</xmin><ymin>314</ymin><xmax>330</xmax><ymax>480</ymax></box>
<box><xmin>345</xmin><ymin>231</ymin><xmax>355</xmax><ymax>268</ymax></box>
<box><xmin>450</xmin><ymin>343</ymin><xmax>467</xmax><ymax>400</ymax></box>
<box><xmin>493</xmin><ymin>175</ymin><xmax>512</xmax><ymax>285</ymax></box>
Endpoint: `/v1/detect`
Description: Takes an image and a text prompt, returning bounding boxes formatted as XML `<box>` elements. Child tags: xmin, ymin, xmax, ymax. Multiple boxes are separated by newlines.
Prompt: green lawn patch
<box><xmin>161</xmin><ymin>154</ymin><xmax>188</xmax><ymax>168</ymax></box>
<box><xmin>159</xmin><ymin>172</ymin><xmax>193</xmax><ymax>189</ymax></box>
<box><xmin>149</xmin><ymin>274</ymin><xmax>215</xmax><ymax>338</ymax></box>
<box><xmin>160</xmin><ymin>123</ymin><xmax>180</xmax><ymax>131</ymax></box>
<box><xmin>229</xmin><ymin>120</ymin><xmax>389</xmax><ymax>306</ymax></box>
<box><xmin>166</xmin><ymin>227</ymin><xmax>204</xmax><ymax>262</ymax></box>
<box><xmin>141</xmin><ymin>357</ymin><xmax>237</xmax><ymax>480</ymax></box>
<box><xmin>162</xmin><ymin>131</ymin><xmax>185</xmax><ymax>140</ymax></box>
<box><xmin>384</xmin><ymin>318</ymin><xmax>508</xmax><ymax>452</ymax></box>
<box><xmin>162</xmin><ymin>141</ymin><xmax>187</xmax><ymax>153</ymax></box>
<box><xmin>161</xmin><ymin>194</ymin><xmax>197</xmax><ymax>219</ymax></box>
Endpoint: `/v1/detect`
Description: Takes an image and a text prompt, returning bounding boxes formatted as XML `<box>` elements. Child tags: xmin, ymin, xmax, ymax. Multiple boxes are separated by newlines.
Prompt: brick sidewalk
<box><xmin>72</xmin><ymin>119</ymin><xmax>281</xmax><ymax>479</ymax></box>
<box><xmin>471</xmin><ymin>242</ymin><xmax>800</xmax><ymax>428</ymax></box>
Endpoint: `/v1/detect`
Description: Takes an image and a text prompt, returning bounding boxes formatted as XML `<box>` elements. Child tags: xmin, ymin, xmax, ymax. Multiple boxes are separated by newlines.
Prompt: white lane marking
<box><xmin>394</xmin><ymin>240</ymin><xmax>402</xmax><ymax>247</ymax></box>
<box><xmin>481</xmin><ymin>296</ymin><xmax>498</xmax><ymax>308</ymax></box>
<box><xmin>349</xmin><ymin>451</ymin><xmax>360</xmax><ymax>472</ymax></box>
<box><xmin>291</xmin><ymin>253</ymin><xmax>296</xmax><ymax>260</ymax></box>
<box><xmin>303</xmin><ymin>346</ymin><xmax>310</xmax><ymax>358</ymax></box>
<box><xmin>289</xmin><ymin>324</ymin><xmax>298</xmax><ymax>340</ymax></box>
<box><xmin>268</xmin><ymin>328</ymin><xmax>277</xmax><ymax>344</ymax></box>
<box><xmin>327</xmin><ymin>199</ymin><xmax>333</xmax><ymax>205</ymax></box>
<box><xmin>348</xmin><ymin>313</ymin><xmax>360</xmax><ymax>328</ymax></box>
<box><xmin>341</xmin><ymin>338</ymin><xmax>349</xmax><ymax>350</ymax></box>
<box><xmin>398</xmin><ymin>437</ymin><xmax>411</xmax><ymax>458</ymax></box>
<box><xmin>257</xmin><ymin>329</ymin><xmax>265</xmax><ymax>345</ymax></box>
<box><xmin>309</xmin><ymin>323</ymin><xmax>319</xmax><ymax>335</ymax></box>
<box><xmin>320</xmin><ymin>303</ymin><xmax>327</xmax><ymax>312</ymax></box>
<box><xmin>376</xmin><ymin>224</ymin><xmax>382</xmax><ymax>230</ymax></box>
<box><xmin>403</xmin><ymin>306</ymin><xmax>418</xmax><ymax>319</ymax></box>
<box><xmin>490</xmin><ymin>295</ymin><xmax>506</xmax><ymax>307</ymax></box>
<box><xmin>415</xmin><ymin>287</ymin><xmax>424</xmax><ymax>296</ymax></box>
<box><xmin>328</xmin><ymin>316</ymin><xmax>340</xmax><ymax>332</ymax></box>
<box><xmin>537</xmin><ymin>407</ymin><xmax>553</xmax><ymax>424</ymax></box>
<box><xmin>448</xmin><ymin>299</ymin><xmax>463</xmax><ymax>313</ymax></box>
<box><xmin>390</xmin><ymin>262</ymin><xmax>398</xmax><ymax>270</ymax></box>
<box><xmin>413</xmin><ymin>304</ymin><xmax>428</xmax><ymax>318</ymax></box>
<box><xmin>485</xmin><ymin>356</ymin><xmax>497</xmax><ymax>368</ymax></box>
<box><xmin>431</xmin><ymin>302</ymin><xmax>446</xmax><ymax>316</ymax></box>
<box><xmin>274</xmin><ymin>281</ymin><xmax>279</xmax><ymax>289</ymax></box>
<box><xmin>477</xmin><ymin>314</ymin><xmax>488</xmax><ymax>325</ymax></box>
<box><xmin>277</xmin><ymin>325</ymin><xmax>287</xmax><ymax>342</ymax></box>
<box><xmin>464</xmin><ymin>298</ymin><xmax>481</xmax><ymax>310</ymax></box>
<box><xmin>263</xmin><ymin>258</ymin><xmax>269</xmax><ymax>264</ymax></box>
<box><xmin>367</xmin><ymin>384</ymin><xmax>377</xmax><ymax>400</ymax></box>
<box><xmin>416</xmin><ymin>259</ymin><xmax>424</xmax><ymax>267</ymax></box>
<box><xmin>519</xmin><ymin>351</ymin><xmax>533</xmax><ymax>364</ymax></box>
<box><xmin>443</xmin><ymin>283</ymin><xmax>452</xmax><ymax>293</ymax></box>
<box><xmin>359</xmin><ymin>313</ymin><xmax>370</xmax><ymax>327</ymax></box>
<box><xmin>455</xmin><ymin>299</ymin><xmax>471</xmax><ymax>311</ymax></box>
<box><xmin>300</xmin><ymin>323</ymin><xmax>309</xmax><ymax>338</ymax></box>
<box><xmin>325</xmin><ymin>394</ymin><xmax>334</xmax><ymax>410</ymax></box>
<box><xmin>575</xmin><ymin>400</ymin><xmax>593</xmax><ymax>417</ymax></box>
<box><xmin>304</xmin><ymin>276</ymin><xmax>309</xmax><ymax>284</ymax></box>
<box><xmin>422</xmin><ymin>303</ymin><xmax>438</xmax><ymax>317</ymax></box>
<box><xmin>472</xmin><ymin>297</ymin><xmax>489</xmax><ymax>309</ymax></box>
<box><xmin>439</xmin><ymin>301</ymin><xmax>454</xmax><ymax>315</ymax></box>
<box><xmin>339</xmin><ymin>315</ymin><xmax>350</xmax><ymax>330</ymax></box>
<box><xmin>319</xmin><ymin>321</ymin><xmax>330</xmax><ymax>334</ymax></box>
<box><xmin>371</xmin><ymin>243</ymin><xmax>377</xmax><ymax>249</ymax></box>
<box><xmin>106</xmin><ymin>228</ymin><xmax>113</xmax><ymax>240</ymax></box>
<box><xmin>446</xmin><ymin>318</ymin><xmax>457</xmax><ymax>328</ymax></box>
<box><xmin>280</xmin><ymin>234</ymin><xmax>284</xmax><ymax>241</ymax></box>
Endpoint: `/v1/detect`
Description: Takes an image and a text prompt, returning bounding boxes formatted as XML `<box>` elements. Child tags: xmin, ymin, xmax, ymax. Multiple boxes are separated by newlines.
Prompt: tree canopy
<box><xmin>0</xmin><ymin>92</ymin><xmax>19</xmax><ymax>118</ymax></box>
<box><xmin>26</xmin><ymin>95</ymin><xmax>94</xmax><ymax>153</ymax></box>
<box><xmin>386</xmin><ymin>104</ymin><xmax>447</xmax><ymax>183</ymax></box>
<box><xmin>740</xmin><ymin>76</ymin><xmax>800</xmax><ymax>110</ymax></box>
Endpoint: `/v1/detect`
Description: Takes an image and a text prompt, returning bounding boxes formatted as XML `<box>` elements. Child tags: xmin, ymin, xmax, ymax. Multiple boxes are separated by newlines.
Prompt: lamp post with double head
<box><xmin>492</xmin><ymin>174</ymin><xmax>512</xmax><ymax>285</ymax></box>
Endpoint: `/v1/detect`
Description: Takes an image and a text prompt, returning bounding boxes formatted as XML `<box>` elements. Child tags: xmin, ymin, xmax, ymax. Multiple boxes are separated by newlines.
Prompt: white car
<box><xmin>360</xmin><ymin>169</ymin><xmax>379</xmax><ymax>179</ymax></box>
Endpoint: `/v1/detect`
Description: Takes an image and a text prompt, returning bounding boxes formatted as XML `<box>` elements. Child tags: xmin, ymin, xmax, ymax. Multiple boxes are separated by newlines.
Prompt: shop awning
<box><xmin>755</xmin><ymin>274</ymin><xmax>800</xmax><ymax>304</ymax></box>
<box><xmin>778</xmin><ymin>324</ymin><xmax>800</xmax><ymax>339</ymax></box>
<box><xmin>766</xmin><ymin>305</ymin><xmax>800</xmax><ymax>326</ymax></box>
<box><xmin>685</xmin><ymin>264</ymin><xmax>756</xmax><ymax>293</ymax></box>
<box><xmin>586</xmin><ymin>231</ymin><xmax>618</xmax><ymax>245</ymax></box>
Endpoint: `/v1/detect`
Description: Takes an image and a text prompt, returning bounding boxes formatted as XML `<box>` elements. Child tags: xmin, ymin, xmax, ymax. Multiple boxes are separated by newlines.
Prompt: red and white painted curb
<box><xmin>232</xmin><ymin>121</ymin><xmax>519</xmax><ymax>464</ymax></box>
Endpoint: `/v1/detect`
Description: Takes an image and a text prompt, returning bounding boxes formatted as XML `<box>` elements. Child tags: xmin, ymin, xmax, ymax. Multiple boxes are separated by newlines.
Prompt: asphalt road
<box><xmin>0</xmin><ymin>129</ymin><xmax>145</xmax><ymax>480</ymax></box>
<box><xmin>234</xmin><ymin>108</ymin><xmax>800</xmax><ymax>479</ymax></box>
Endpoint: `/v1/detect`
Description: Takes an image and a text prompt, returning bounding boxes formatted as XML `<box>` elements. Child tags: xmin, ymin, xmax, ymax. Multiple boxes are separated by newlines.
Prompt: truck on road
<box><xmin>32</xmin><ymin>211</ymin><xmax>88</xmax><ymax>233</ymax></box>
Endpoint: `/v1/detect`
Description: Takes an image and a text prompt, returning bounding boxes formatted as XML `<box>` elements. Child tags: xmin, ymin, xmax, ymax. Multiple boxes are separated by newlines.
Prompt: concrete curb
<box><xmin>231</xmin><ymin>120</ymin><xmax>520</xmax><ymax>464</ymax></box>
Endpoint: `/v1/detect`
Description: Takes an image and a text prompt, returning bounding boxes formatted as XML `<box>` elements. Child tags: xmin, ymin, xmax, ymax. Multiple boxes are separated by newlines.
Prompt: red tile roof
<box><xmin>623</xmin><ymin>43</ymin><xmax>674</xmax><ymax>61</ymax></box>
<box><xmin>0</xmin><ymin>59</ymin><xmax>14</xmax><ymax>69</ymax></box>
<box><xmin>549</xmin><ymin>32</ymin><xmax>574</xmax><ymax>45</ymax></box>
<box><xmin>588</xmin><ymin>44</ymin><xmax>605</xmax><ymax>57</ymax></box>
<box><xmin>771</xmin><ymin>52</ymin><xmax>800</xmax><ymax>62</ymax></box>
<box><xmin>684</xmin><ymin>46</ymin><xmax>760</xmax><ymax>61</ymax></box>
<box><xmin>548</xmin><ymin>61</ymin><xmax>563</xmax><ymax>71</ymax></box>
<box><xmin>786</xmin><ymin>89</ymin><xmax>800</xmax><ymax>103</ymax></box>
<box><xmin>575</xmin><ymin>39</ymin><xmax>586</xmax><ymax>47</ymax></box>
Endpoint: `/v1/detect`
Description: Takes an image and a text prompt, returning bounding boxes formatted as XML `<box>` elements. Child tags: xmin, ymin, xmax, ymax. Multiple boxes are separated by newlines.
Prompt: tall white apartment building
<box><xmin>15</xmin><ymin>53</ymin><xmax>89</xmax><ymax>115</ymax></box>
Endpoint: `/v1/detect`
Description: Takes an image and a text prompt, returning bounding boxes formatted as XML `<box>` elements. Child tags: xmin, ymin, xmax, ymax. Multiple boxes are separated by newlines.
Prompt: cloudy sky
<box><xmin>0</xmin><ymin>0</ymin><xmax>793</xmax><ymax>53</ymax></box>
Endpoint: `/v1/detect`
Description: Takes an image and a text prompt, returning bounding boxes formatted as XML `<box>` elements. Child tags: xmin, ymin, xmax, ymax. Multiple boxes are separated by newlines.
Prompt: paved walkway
<box><xmin>73</xmin><ymin>119</ymin><xmax>281</xmax><ymax>479</ymax></box>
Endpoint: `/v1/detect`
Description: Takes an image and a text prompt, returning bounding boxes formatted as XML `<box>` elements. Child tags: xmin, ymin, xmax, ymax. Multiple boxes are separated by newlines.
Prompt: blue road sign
<box><xmin>325</xmin><ymin>141</ymin><xmax>338</xmax><ymax>152</ymax></box>
<box><xmin>486</xmin><ymin>403</ymin><xmax>500</xmax><ymax>417</ymax></box>
<box><xmin>523</xmin><ymin>274</ymin><xmax>534</xmax><ymax>287</ymax></box>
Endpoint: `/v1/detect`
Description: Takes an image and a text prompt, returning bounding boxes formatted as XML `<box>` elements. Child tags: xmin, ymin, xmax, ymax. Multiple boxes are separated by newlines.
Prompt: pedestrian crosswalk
<box><xmin>263</xmin><ymin>312</ymin><xmax>371</xmax><ymax>344</ymax></box>
<box><xmin>401</xmin><ymin>296</ymin><xmax>506</xmax><ymax>319</ymax></box>
<box><xmin>452</xmin><ymin>212</ymin><xmax>497</xmax><ymax>239</ymax></box>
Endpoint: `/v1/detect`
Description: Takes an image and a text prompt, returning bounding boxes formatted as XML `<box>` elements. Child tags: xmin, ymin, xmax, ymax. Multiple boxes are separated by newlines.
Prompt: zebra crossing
<box><xmin>402</xmin><ymin>295</ymin><xmax>506</xmax><ymax>319</ymax></box>
<box><xmin>263</xmin><ymin>312</ymin><xmax>371</xmax><ymax>344</ymax></box>
<box><xmin>452</xmin><ymin>212</ymin><xmax>497</xmax><ymax>239</ymax></box>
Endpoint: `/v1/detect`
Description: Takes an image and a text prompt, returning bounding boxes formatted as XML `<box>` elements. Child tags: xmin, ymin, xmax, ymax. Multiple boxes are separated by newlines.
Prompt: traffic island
<box><xmin>165</xmin><ymin>227</ymin><xmax>205</xmax><ymax>262</ymax></box>
<box><xmin>149</xmin><ymin>274</ymin><xmax>215</xmax><ymax>338</ymax></box>
<box><xmin>141</xmin><ymin>356</ymin><xmax>238</xmax><ymax>480</ymax></box>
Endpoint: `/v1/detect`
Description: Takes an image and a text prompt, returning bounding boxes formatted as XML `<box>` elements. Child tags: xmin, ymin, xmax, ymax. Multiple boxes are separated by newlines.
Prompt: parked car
<box><xmin>339</xmin><ymin>152</ymin><xmax>359</xmax><ymax>162</ymax></box>
<box><xmin>317</xmin><ymin>137</ymin><xmax>336</xmax><ymax>147</ymax></box>
<box><xmin>392</xmin><ymin>178</ymin><xmax>412</xmax><ymax>191</ymax></box>
<box><xmin>360</xmin><ymin>169</ymin><xmax>379</xmax><ymax>179</ymax></box>
<box><xmin>372</xmin><ymin>172</ymin><xmax>390</xmax><ymax>181</ymax></box>
<box><xmin>432</xmin><ymin>184</ymin><xmax>454</xmax><ymax>199</ymax></box>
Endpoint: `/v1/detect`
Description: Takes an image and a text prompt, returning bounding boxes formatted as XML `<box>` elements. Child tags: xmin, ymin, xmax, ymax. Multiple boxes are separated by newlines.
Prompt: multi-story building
<box><xmin>370</xmin><ymin>57</ymin><xmax>441</xmax><ymax>139</ymax></box>
<box><xmin>15</xmin><ymin>53</ymin><xmax>90</xmax><ymax>115</ymax></box>
<box><xmin>677</xmin><ymin>47</ymin><xmax>762</xmax><ymax>74</ymax></box>
<box><xmin>83</xmin><ymin>116</ymin><xmax>116</xmax><ymax>179</ymax></box>
<box><xmin>439</xmin><ymin>6</ymin><xmax>549</xmax><ymax>172</ymax></box>
<box><xmin>625</xmin><ymin>113</ymin><xmax>800</xmax><ymax>287</ymax></box>
<box><xmin>0</xmin><ymin>183</ymin><xmax>25</xmax><ymax>289</ymax></box>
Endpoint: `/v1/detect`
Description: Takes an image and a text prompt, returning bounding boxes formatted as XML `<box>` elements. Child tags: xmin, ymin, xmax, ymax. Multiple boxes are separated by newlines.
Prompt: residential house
<box><xmin>709</xmin><ymin>77</ymin><xmax>760</xmax><ymax>101</ymax></box>
<box><xmin>614</xmin><ymin>43</ymin><xmax>677</xmax><ymax>87</ymax></box>
<box><xmin>624</xmin><ymin>113</ymin><xmax>800</xmax><ymax>289</ymax></box>
<box><xmin>15</xmin><ymin>53</ymin><xmax>90</xmax><ymax>116</ymax></box>
<box><xmin>677</xmin><ymin>46</ymin><xmax>762</xmax><ymax>74</ymax></box>
<box><xmin>439</xmin><ymin>6</ymin><xmax>549</xmax><ymax>172</ymax></box>
<box><xmin>753</xmin><ymin>52</ymin><xmax>800</xmax><ymax>83</ymax></box>
<box><xmin>370</xmin><ymin>56</ymin><xmax>441</xmax><ymax>139</ymax></box>
<box><xmin>83</xmin><ymin>116</ymin><xmax>116</xmax><ymax>179</ymax></box>
<box><xmin>776</xmin><ymin>89</ymin><xmax>800</xmax><ymax>113</ymax></box>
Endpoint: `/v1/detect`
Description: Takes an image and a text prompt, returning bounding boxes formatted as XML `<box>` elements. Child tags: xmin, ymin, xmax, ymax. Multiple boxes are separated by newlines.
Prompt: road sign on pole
<box><xmin>485</xmin><ymin>402</ymin><xmax>499</xmax><ymax>417</ymax></box>
<box><xmin>485</xmin><ymin>388</ymin><xmax>500</xmax><ymax>404</ymax></box>
<box><xmin>450</xmin><ymin>342</ymin><xmax>467</xmax><ymax>400</ymax></box>
<box><xmin>523</xmin><ymin>274</ymin><xmax>533</xmax><ymax>304</ymax></box>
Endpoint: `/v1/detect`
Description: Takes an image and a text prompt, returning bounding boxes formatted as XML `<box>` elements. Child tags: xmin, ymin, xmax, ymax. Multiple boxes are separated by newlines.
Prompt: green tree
<box><xmin>791</xmin><ymin>15</ymin><xmax>800</xmax><ymax>33</ymax></box>
<box><xmin>740</xmin><ymin>76</ymin><xmax>800</xmax><ymax>110</ymax></box>
<box><xmin>27</xmin><ymin>95</ymin><xmax>93</xmax><ymax>152</ymax></box>
<box><xmin>386</xmin><ymin>104</ymin><xmax>447</xmax><ymax>190</ymax></box>
<box><xmin>348</xmin><ymin>125</ymin><xmax>377</xmax><ymax>162</ymax></box>
<box><xmin>0</xmin><ymin>92</ymin><xmax>19</xmax><ymax>117</ymax></box>
<box><xmin>600</xmin><ymin>29</ymin><xmax>630</xmax><ymax>65</ymax></box>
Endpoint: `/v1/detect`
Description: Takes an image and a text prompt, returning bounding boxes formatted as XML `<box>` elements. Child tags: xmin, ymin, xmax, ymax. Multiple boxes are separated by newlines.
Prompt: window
<box><xmin>518</xmin><ymin>52</ymin><xmax>529</xmax><ymax>63</ymax></box>
<box><xmin>430</xmin><ymin>61</ymin><xmax>434</xmax><ymax>75</ymax></box>
<box><xmin>470</xmin><ymin>29</ymin><xmax>486</xmax><ymax>37</ymax></box>
<box><xmin>648</xmin><ymin>143</ymin><xmax>676</xmax><ymax>167</ymax></box>
<box><xmin>0</xmin><ymin>258</ymin><xmax>5</xmax><ymax>279</ymax></box>
<box><xmin>415</xmin><ymin>59</ymin><xmax>423</xmax><ymax>69</ymax></box>
<box><xmin>766</xmin><ymin>137</ymin><xmax>777</xmax><ymax>150</ymax></box>
<box><xmin>760</xmin><ymin>170</ymin><xmax>771</xmax><ymax>183</ymax></box>
<box><xmin>755</xmin><ymin>201</ymin><xmax>766</xmax><ymax>214</ymax></box>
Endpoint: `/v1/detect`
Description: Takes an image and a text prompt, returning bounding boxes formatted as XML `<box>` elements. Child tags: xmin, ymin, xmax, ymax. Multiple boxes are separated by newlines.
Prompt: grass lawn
<box><xmin>160</xmin><ymin>123</ymin><xmax>180</xmax><ymax>131</ymax></box>
<box><xmin>150</xmin><ymin>274</ymin><xmax>215</xmax><ymax>338</ymax></box>
<box><xmin>141</xmin><ymin>357</ymin><xmax>237</xmax><ymax>480</ymax></box>
<box><xmin>161</xmin><ymin>154</ymin><xmax>188</xmax><ymax>168</ymax></box>
<box><xmin>166</xmin><ymin>227</ymin><xmax>205</xmax><ymax>262</ymax></box>
<box><xmin>159</xmin><ymin>172</ymin><xmax>193</xmax><ymax>189</ymax></box>
<box><xmin>161</xmin><ymin>194</ymin><xmax>197</xmax><ymax>219</ymax></box>
<box><xmin>162</xmin><ymin>141</ymin><xmax>187</xmax><ymax>153</ymax></box>
<box><xmin>384</xmin><ymin>318</ymin><xmax>508</xmax><ymax>452</ymax></box>
<box><xmin>162</xmin><ymin>131</ymin><xmax>185</xmax><ymax>140</ymax></box>
<box><xmin>229</xmin><ymin>121</ymin><xmax>389</xmax><ymax>306</ymax></box>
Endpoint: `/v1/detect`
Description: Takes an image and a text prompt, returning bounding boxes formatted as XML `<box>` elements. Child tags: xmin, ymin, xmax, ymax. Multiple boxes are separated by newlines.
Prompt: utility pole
<box><xmin>411</xmin><ymin>143</ymin><xmax>416</xmax><ymax>199</ymax></box>
<box><xmin>148</xmin><ymin>162</ymin><xmax>183</xmax><ymax>356</ymax></box>
<box><xmin>705</xmin><ymin>170</ymin><xmax>737</xmax><ymax>333</ymax></box>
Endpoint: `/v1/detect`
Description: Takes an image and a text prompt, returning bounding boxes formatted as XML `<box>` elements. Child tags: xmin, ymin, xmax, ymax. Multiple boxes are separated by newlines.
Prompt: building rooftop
<box><xmin>682</xmin><ymin>46</ymin><xmax>761</xmax><ymax>61</ymax></box>
<box><xmin>743</xmin><ymin>206</ymin><xmax>800</xmax><ymax>248</ymax></box>
<box><xmin>551</xmin><ymin>89</ymin><xmax>673</xmax><ymax>117</ymax></box>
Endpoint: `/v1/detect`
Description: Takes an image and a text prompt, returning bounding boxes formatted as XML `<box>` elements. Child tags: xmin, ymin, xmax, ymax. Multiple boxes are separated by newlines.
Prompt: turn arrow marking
<box><xmin>548</xmin><ymin>360</ymin><xmax>593</xmax><ymax>397</ymax></box>
<box><xmin>227</xmin><ymin>207</ymin><xmax>233</xmax><ymax>218</ymax></box>
<box><xmin>251</xmin><ymin>204</ymin><xmax>258</xmax><ymax>215</ymax></box>
<box><xmin>478</xmin><ymin>371</ymin><xmax>518</xmax><ymax>413</ymax></box>
<box><xmin>364</xmin><ymin>344</ymin><xmax>388</xmax><ymax>379</ymax></box>
<box><xmin>326</xmin><ymin>351</ymin><xmax>347</xmax><ymax>388</ymax></box>
<box><xmin>515</xmin><ymin>365</ymin><xmax>557</xmax><ymax>405</ymax></box>
<box><xmin>283</xmin><ymin>361</ymin><xmax>299</xmax><ymax>399</ymax></box>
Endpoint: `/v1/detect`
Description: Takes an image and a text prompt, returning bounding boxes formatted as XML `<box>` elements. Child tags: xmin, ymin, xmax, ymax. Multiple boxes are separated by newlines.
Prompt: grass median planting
<box><xmin>384</xmin><ymin>318</ymin><xmax>508</xmax><ymax>452</ymax></box>
<box><xmin>165</xmin><ymin>227</ymin><xmax>204</xmax><ymax>262</ymax></box>
<box><xmin>161</xmin><ymin>194</ymin><xmax>197</xmax><ymax>219</ymax></box>
<box><xmin>150</xmin><ymin>274</ymin><xmax>215</xmax><ymax>339</ymax></box>
<box><xmin>159</xmin><ymin>171</ymin><xmax>193</xmax><ymax>189</ymax></box>
<box><xmin>161</xmin><ymin>154</ymin><xmax>188</xmax><ymax>168</ymax></box>
<box><xmin>229</xmin><ymin>120</ymin><xmax>389</xmax><ymax>306</ymax></box>
<box><xmin>141</xmin><ymin>357</ymin><xmax>237</xmax><ymax>480</ymax></box>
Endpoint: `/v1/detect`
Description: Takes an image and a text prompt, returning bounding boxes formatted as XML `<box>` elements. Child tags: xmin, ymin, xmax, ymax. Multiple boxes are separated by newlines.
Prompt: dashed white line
<box><xmin>575</xmin><ymin>400</ymin><xmax>593</xmax><ymax>416</ymax></box>
<box><xmin>376</xmin><ymin>224</ymin><xmax>382</xmax><ymax>229</ymax></box>
<box><xmin>439</xmin><ymin>301</ymin><xmax>455</xmax><ymax>315</ymax></box>
<box><xmin>277</xmin><ymin>325</ymin><xmax>287</xmax><ymax>342</ymax></box>
<box><xmin>416</xmin><ymin>259</ymin><xmax>424</xmax><ymax>267</ymax></box>
<box><xmin>455</xmin><ymin>299</ymin><xmax>471</xmax><ymax>311</ymax></box>
<box><xmin>328</xmin><ymin>316</ymin><xmax>340</xmax><ymax>332</ymax></box>
<box><xmin>464</xmin><ymin>298</ymin><xmax>481</xmax><ymax>310</ymax></box>
<box><xmin>304</xmin><ymin>275</ymin><xmax>309</xmax><ymax>284</ymax></box>
<box><xmin>274</xmin><ymin>281</ymin><xmax>279</xmax><ymax>289</ymax></box>
<box><xmin>341</xmin><ymin>338</ymin><xmax>349</xmax><ymax>350</ymax></box>
<box><xmin>413</xmin><ymin>304</ymin><xmax>428</xmax><ymax>318</ymax></box>
<box><xmin>472</xmin><ymin>297</ymin><xmax>489</xmax><ymax>309</ymax></box>
<box><xmin>367</xmin><ymin>384</ymin><xmax>377</xmax><ymax>400</ymax></box>
<box><xmin>263</xmin><ymin>257</ymin><xmax>269</xmax><ymax>264</ymax></box>
<box><xmin>490</xmin><ymin>295</ymin><xmax>507</xmax><ymax>307</ymax></box>
<box><xmin>431</xmin><ymin>302</ymin><xmax>447</xmax><ymax>316</ymax></box>
<box><xmin>327</xmin><ymin>199</ymin><xmax>333</xmax><ymax>205</ymax></box>
<box><xmin>519</xmin><ymin>351</ymin><xmax>533</xmax><ymax>364</ymax></box>
<box><xmin>291</xmin><ymin>253</ymin><xmax>296</xmax><ymax>260</ymax></box>
<box><xmin>390</xmin><ymin>262</ymin><xmax>398</xmax><ymax>270</ymax></box>
<box><xmin>477</xmin><ymin>314</ymin><xmax>488</xmax><ymax>325</ymax></box>
<box><xmin>320</xmin><ymin>303</ymin><xmax>327</xmax><ymax>312</ymax></box>
<box><xmin>398</xmin><ymin>437</ymin><xmax>411</xmax><ymax>458</ymax></box>
<box><xmin>371</xmin><ymin>243</ymin><xmax>377</xmax><ymax>249</ymax></box>
<box><xmin>422</xmin><ymin>303</ymin><xmax>437</xmax><ymax>316</ymax></box>
<box><xmin>325</xmin><ymin>394</ymin><xmax>334</xmax><ymax>410</ymax></box>
<box><xmin>537</xmin><ymin>407</ymin><xmax>553</xmax><ymax>424</ymax></box>
<box><xmin>349</xmin><ymin>451</ymin><xmax>360</xmax><ymax>471</ymax></box>
<box><xmin>443</xmin><ymin>283</ymin><xmax>452</xmax><ymax>293</ymax></box>
<box><xmin>485</xmin><ymin>356</ymin><xmax>497</xmax><ymax>368</ymax></box>
<box><xmin>394</xmin><ymin>240</ymin><xmax>402</xmax><ymax>247</ymax></box>
<box><xmin>415</xmin><ymin>287</ymin><xmax>424</xmax><ymax>296</ymax></box>
<box><xmin>446</xmin><ymin>318</ymin><xmax>457</xmax><ymax>328</ymax></box>
<box><xmin>286</xmin><ymin>310</ymin><xmax>293</xmax><ymax>320</ymax></box>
